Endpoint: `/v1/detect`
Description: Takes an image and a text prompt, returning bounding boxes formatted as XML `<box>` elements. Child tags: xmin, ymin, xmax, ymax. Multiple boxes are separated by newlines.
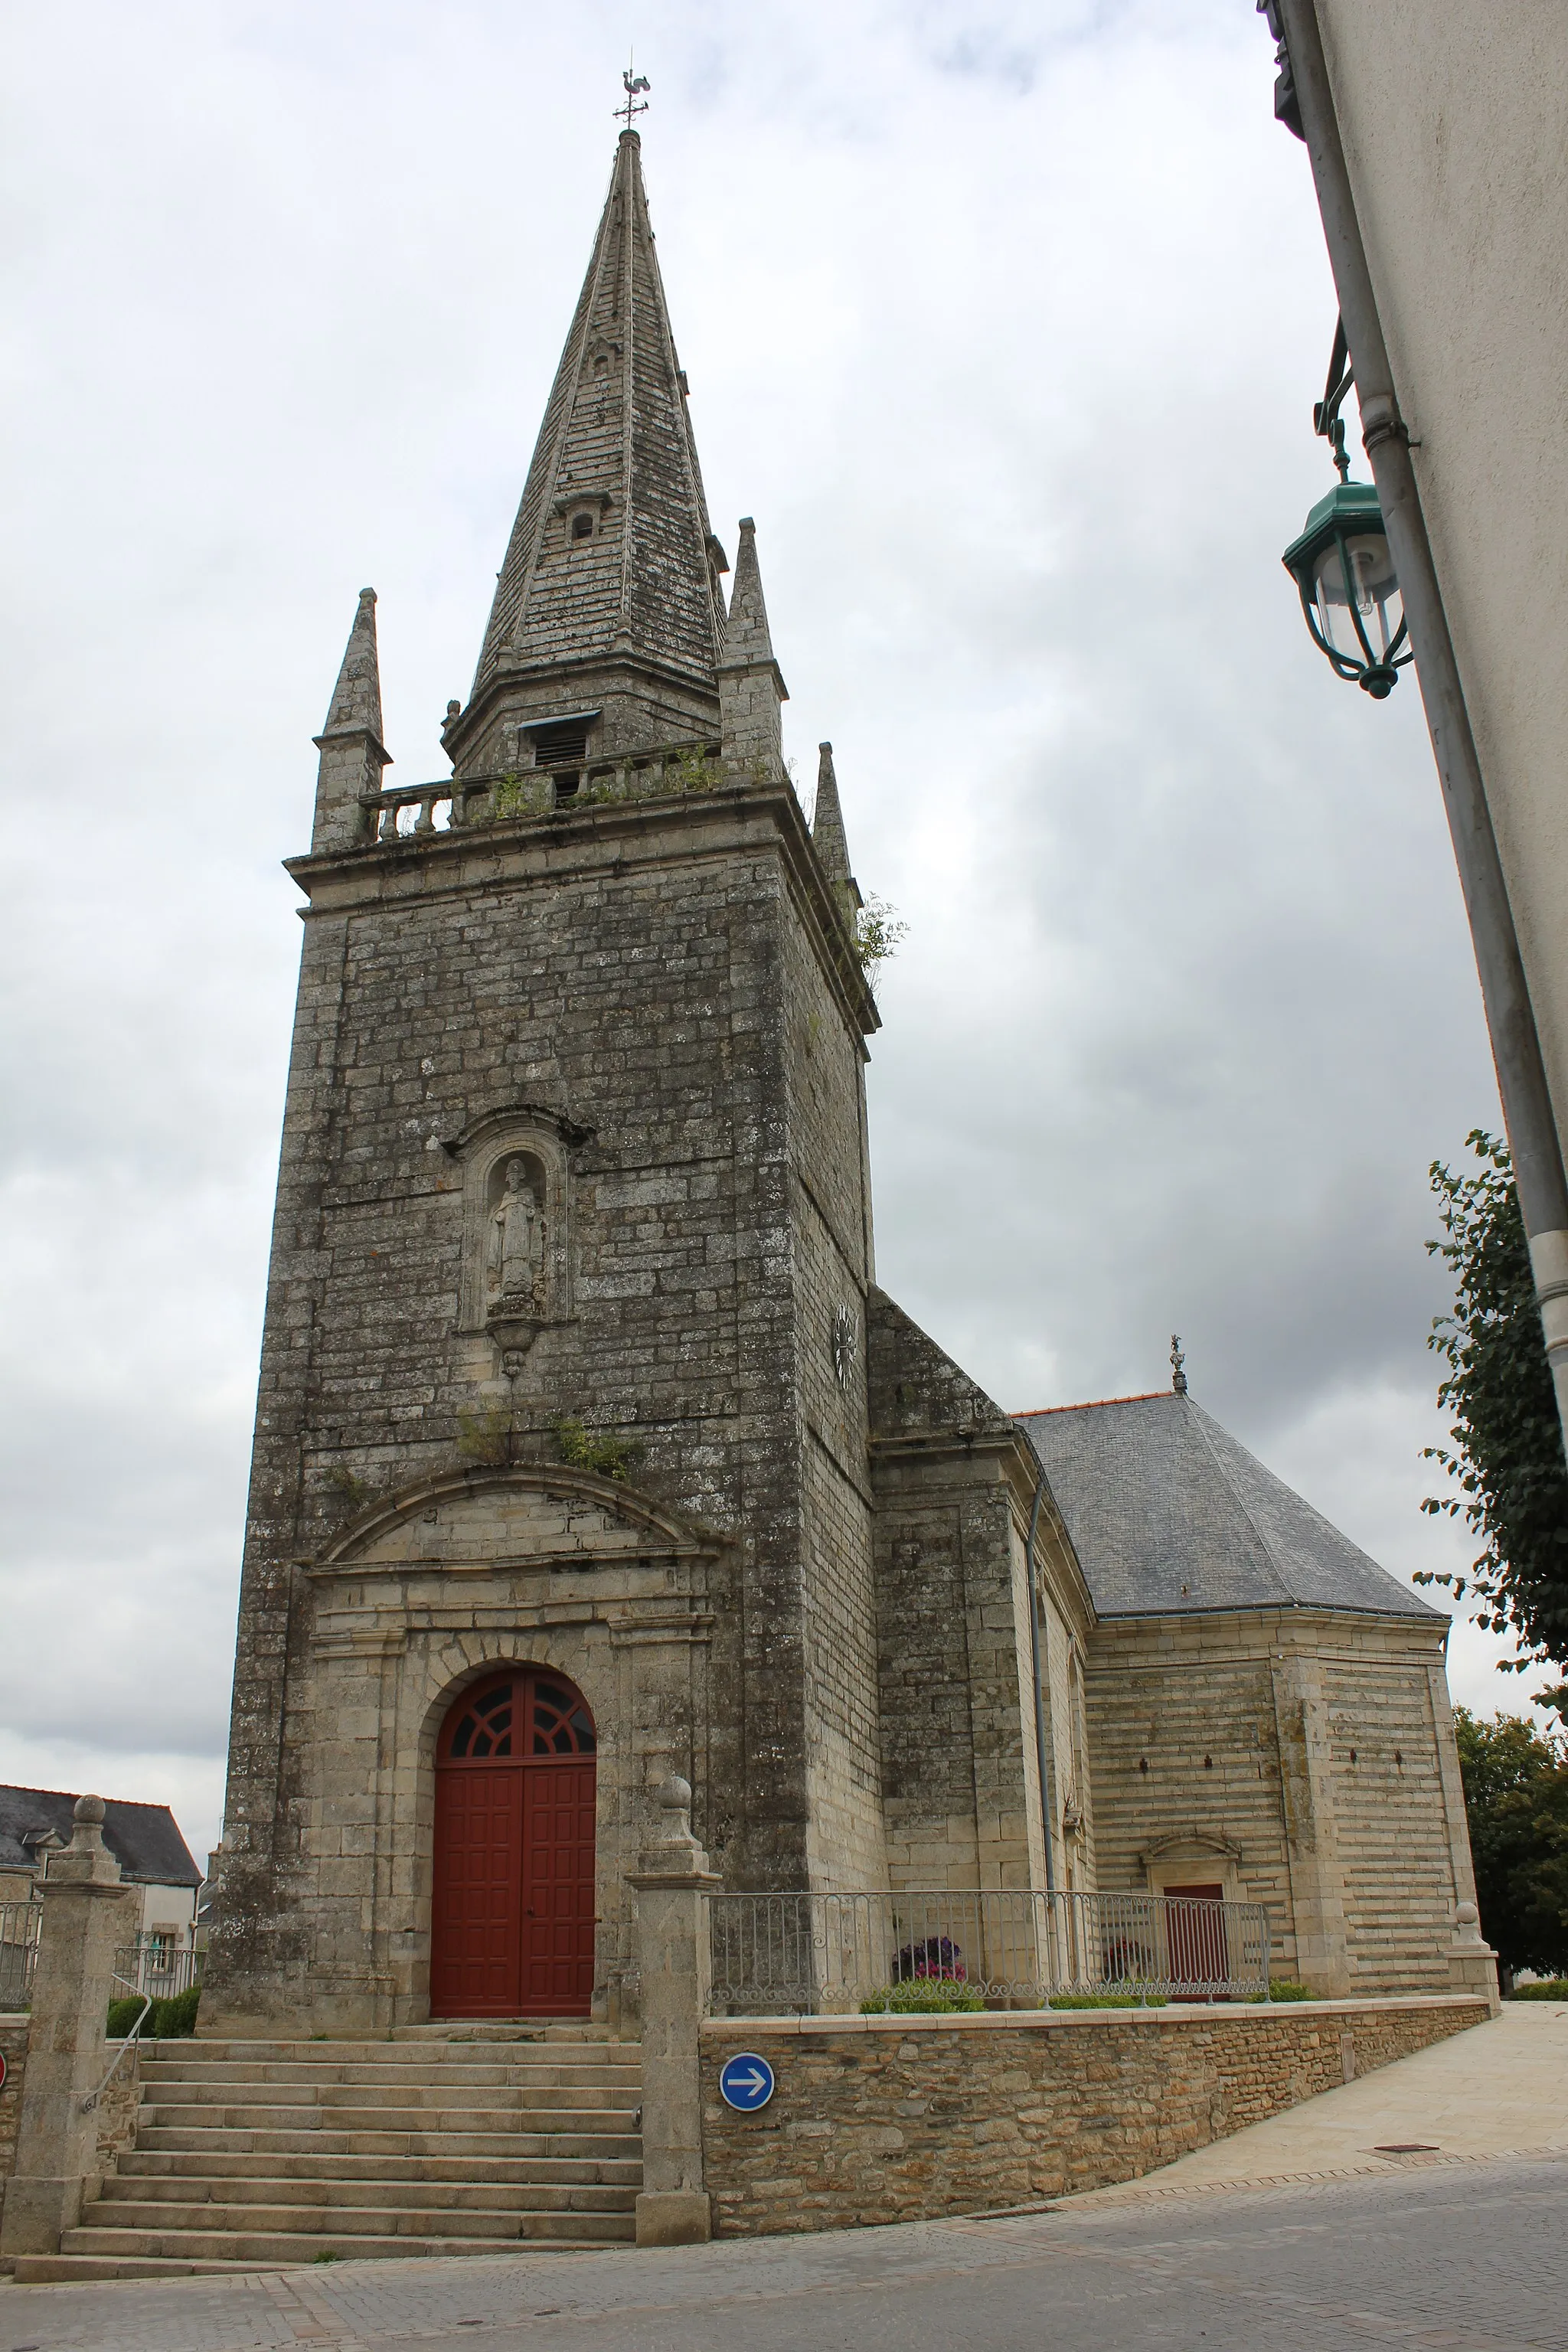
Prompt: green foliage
<box><xmin>456</xmin><ymin>1406</ymin><xmax>512</xmax><ymax>1468</ymax></box>
<box><xmin>1420</xmin><ymin>1133</ymin><xmax>1568</xmax><ymax>1719</ymax></box>
<box><xmin>554</xmin><ymin>1416</ymin><xmax>644</xmax><ymax>1485</ymax></box>
<box><xmin>1509</xmin><ymin>1978</ymin><xmax>1568</xmax><ymax>2000</ymax></box>
<box><xmin>860</xmin><ymin>1979</ymin><xmax>985</xmax><ymax>2014</ymax></box>
<box><xmin>1453</xmin><ymin>1707</ymin><xmax>1568</xmax><ymax>1976</ymax></box>
<box><xmin>1266</xmin><ymin>1978</ymin><xmax>1316</xmax><ymax>2001</ymax></box>
<box><xmin>851</xmin><ymin>895</ymin><xmax>907</xmax><ymax>997</ymax></box>
<box><xmin>322</xmin><ymin>1465</ymin><xmax>377</xmax><ymax>1516</ymax></box>
<box><xmin>661</xmin><ymin>747</ymin><xmax>724</xmax><ymax>795</ymax></box>
<box><xmin>487</xmin><ymin>770</ymin><xmax>545</xmax><ymax>823</ymax></box>
<box><xmin>1047</xmin><ymin>1990</ymin><xmax>1168</xmax><ymax>2010</ymax></box>
<box><xmin>106</xmin><ymin>1984</ymin><xmax>200</xmax><ymax>2039</ymax></box>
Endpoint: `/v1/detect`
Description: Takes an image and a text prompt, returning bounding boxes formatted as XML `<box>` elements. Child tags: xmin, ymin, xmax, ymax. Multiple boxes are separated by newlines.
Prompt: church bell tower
<box><xmin>208</xmin><ymin>131</ymin><xmax>886</xmax><ymax>2032</ymax></box>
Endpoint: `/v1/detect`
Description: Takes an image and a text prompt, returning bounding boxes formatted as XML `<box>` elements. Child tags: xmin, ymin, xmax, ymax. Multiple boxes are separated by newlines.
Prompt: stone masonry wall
<box><xmin>867</xmin><ymin>1293</ymin><xmax>1096</xmax><ymax>1896</ymax></box>
<box><xmin>0</xmin><ymin>2018</ymin><xmax>26</xmax><ymax>2227</ymax></box>
<box><xmin>213</xmin><ymin>781</ymin><xmax>880</xmax><ymax>2024</ymax></box>
<box><xmin>701</xmin><ymin>1998</ymin><xmax>1488</xmax><ymax>2233</ymax></box>
<box><xmin>0</xmin><ymin>2024</ymin><xmax>138</xmax><ymax>2254</ymax></box>
<box><xmin>1085</xmin><ymin>1612</ymin><xmax>1465</xmax><ymax>1991</ymax></box>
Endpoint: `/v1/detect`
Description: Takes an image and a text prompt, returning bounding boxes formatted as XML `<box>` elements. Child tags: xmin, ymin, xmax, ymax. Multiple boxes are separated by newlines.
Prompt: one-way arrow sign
<box><xmin>717</xmin><ymin>2050</ymin><xmax>776</xmax><ymax>2111</ymax></box>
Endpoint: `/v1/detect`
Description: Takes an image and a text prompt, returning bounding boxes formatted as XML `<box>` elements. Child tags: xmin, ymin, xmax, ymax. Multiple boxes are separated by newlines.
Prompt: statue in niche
<box><xmin>487</xmin><ymin>1158</ymin><xmax>545</xmax><ymax>1308</ymax></box>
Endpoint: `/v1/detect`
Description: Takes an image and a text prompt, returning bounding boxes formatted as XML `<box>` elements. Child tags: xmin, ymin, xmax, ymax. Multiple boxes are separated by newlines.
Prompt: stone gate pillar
<box><xmin>0</xmin><ymin>1796</ymin><xmax>137</xmax><ymax>2258</ymax></box>
<box><xmin>629</xmin><ymin>1775</ymin><xmax>720</xmax><ymax>2247</ymax></box>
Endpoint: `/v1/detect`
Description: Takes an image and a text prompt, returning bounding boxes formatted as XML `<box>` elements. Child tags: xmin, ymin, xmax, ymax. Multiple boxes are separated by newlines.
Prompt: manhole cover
<box><xmin>1374</xmin><ymin>2143</ymin><xmax>1440</xmax><ymax>2154</ymax></box>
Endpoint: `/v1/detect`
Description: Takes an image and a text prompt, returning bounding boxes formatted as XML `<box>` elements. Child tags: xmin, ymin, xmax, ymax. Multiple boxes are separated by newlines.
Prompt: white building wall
<box><xmin>1313</xmin><ymin>1</ymin><xmax>1568</xmax><ymax>1147</ymax></box>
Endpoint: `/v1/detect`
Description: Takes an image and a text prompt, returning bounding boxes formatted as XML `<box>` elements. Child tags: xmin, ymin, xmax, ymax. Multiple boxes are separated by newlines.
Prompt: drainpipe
<box><xmin>1025</xmin><ymin>1468</ymin><xmax>1058</xmax><ymax>1894</ymax></box>
<box><xmin>1275</xmin><ymin>0</ymin><xmax>1568</xmax><ymax>1452</ymax></box>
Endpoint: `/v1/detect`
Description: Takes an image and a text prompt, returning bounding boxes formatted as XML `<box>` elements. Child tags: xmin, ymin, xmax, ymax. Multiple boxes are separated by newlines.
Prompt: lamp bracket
<box><xmin>1312</xmin><ymin>315</ymin><xmax>1354</xmax><ymax>482</ymax></box>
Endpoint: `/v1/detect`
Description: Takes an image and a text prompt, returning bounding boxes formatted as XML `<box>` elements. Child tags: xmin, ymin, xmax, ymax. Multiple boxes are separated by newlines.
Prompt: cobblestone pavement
<box><xmin>1</xmin><ymin>2151</ymin><xmax>1565</xmax><ymax>2352</ymax></box>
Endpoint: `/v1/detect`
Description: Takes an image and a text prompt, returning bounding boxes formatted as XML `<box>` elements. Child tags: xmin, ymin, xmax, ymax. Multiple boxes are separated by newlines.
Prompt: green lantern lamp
<box><xmin>1282</xmin><ymin>320</ymin><xmax>1413</xmax><ymax>700</ymax></box>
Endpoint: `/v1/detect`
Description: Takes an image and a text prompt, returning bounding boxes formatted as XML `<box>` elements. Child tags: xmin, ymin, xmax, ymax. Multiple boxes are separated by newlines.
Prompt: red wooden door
<box><xmin>431</xmin><ymin>1670</ymin><xmax>596</xmax><ymax>2019</ymax></box>
<box><xmin>1163</xmin><ymin>1882</ymin><xmax>1228</xmax><ymax>1995</ymax></box>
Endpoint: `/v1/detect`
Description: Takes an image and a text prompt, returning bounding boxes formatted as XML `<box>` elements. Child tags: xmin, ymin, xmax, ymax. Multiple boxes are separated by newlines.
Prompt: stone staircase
<box><xmin>13</xmin><ymin>2026</ymin><xmax>642</xmax><ymax>2282</ymax></box>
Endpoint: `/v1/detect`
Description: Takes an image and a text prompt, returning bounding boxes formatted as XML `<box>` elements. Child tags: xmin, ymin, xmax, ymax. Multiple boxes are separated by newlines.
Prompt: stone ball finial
<box><xmin>446</xmin><ymin>699</ymin><xmax>462</xmax><ymax>719</ymax></box>
<box><xmin>1455</xmin><ymin>1900</ymin><xmax>1478</xmax><ymax>1926</ymax></box>
<box><xmin>658</xmin><ymin>1773</ymin><xmax>692</xmax><ymax>1813</ymax></box>
<box><xmin>74</xmin><ymin>1794</ymin><xmax>106</xmax><ymax>1825</ymax></box>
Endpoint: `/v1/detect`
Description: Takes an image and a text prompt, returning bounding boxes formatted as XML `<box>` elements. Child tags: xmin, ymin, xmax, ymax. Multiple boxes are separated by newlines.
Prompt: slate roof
<box><xmin>471</xmin><ymin>130</ymin><xmax>727</xmax><ymax>701</ymax></box>
<box><xmin>0</xmin><ymin>1786</ymin><xmax>202</xmax><ymax>1887</ymax></box>
<box><xmin>1014</xmin><ymin>1391</ymin><xmax>1441</xmax><ymax>1623</ymax></box>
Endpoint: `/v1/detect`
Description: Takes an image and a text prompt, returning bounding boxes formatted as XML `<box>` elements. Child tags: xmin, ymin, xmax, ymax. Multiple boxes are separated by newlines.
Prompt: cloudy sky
<box><xmin>1</xmin><ymin>0</ymin><xmax>1541</xmax><ymax>1866</ymax></box>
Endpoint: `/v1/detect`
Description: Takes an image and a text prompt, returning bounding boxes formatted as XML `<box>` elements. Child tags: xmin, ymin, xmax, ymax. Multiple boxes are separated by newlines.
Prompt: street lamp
<box><xmin>1282</xmin><ymin>318</ymin><xmax>1413</xmax><ymax>699</ymax></box>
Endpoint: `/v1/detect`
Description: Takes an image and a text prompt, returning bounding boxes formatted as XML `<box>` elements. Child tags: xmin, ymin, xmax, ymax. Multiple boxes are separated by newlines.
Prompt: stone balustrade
<box><xmin>355</xmin><ymin>738</ymin><xmax>734</xmax><ymax>846</ymax></box>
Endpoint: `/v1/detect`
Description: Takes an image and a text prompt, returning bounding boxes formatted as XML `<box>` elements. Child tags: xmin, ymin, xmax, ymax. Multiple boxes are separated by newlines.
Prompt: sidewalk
<box><xmin>1064</xmin><ymin>1995</ymin><xmax>1568</xmax><ymax>2206</ymax></box>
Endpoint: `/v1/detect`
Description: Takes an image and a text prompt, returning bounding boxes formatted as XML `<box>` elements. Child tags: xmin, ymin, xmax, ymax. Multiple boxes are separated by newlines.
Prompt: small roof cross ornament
<box><xmin>1171</xmin><ymin>1334</ymin><xmax>1188</xmax><ymax>1396</ymax></box>
<box><xmin>616</xmin><ymin>59</ymin><xmax>651</xmax><ymax>132</ymax></box>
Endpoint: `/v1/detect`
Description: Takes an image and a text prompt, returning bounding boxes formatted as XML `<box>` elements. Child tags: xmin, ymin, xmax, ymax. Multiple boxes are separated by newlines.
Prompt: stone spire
<box><xmin>812</xmin><ymin>742</ymin><xmax>861</xmax><ymax>933</ymax></box>
<box><xmin>445</xmin><ymin>131</ymin><xmax>730</xmax><ymax>779</ymax></box>
<box><xmin>717</xmin><ymin>517</ymin><xmax>788</xmax><ymax>775</ymax></box>
<box><xmin>312</xmin><ymin>587</ymin><xmax>390</xmax><ymax>855</ymax></box>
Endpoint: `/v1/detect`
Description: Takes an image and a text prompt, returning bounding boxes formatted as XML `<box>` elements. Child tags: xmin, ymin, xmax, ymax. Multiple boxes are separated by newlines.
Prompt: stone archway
<box><xmin>430</xmin><ymin>1665</ymin><xmax>598</xmax><ymax>2019</ymax></box>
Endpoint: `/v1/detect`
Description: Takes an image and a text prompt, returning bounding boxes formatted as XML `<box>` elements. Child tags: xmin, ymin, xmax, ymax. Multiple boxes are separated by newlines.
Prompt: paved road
<box><xmin>2</xmin><ymin>2153</ymin><xmax>1566</xmax><ymax>2352</ymax></box>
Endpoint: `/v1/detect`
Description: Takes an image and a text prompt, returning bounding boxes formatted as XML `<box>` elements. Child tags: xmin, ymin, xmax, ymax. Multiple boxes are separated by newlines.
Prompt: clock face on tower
<box><xmin>831</xmin><ymin>1302</ymin><xmax>858</xmax><ymax>1391</ymax></box>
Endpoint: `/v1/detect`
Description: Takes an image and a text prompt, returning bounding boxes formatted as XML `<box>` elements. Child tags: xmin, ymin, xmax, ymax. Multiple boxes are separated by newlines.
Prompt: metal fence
<box><xmin>707</xmin><ymin>1888</ymin><xmax>1271</xmax><ymax>2015</ymax></box>
<box><xmin>113</xmin><ymin>1939</ymin><xmax>204</xmax><ymax>2001</ymax></box>
<box><xmin>0</xmin><ymin>1896</ymin><xmax>43</xmax><ymax>2008</ymax></box>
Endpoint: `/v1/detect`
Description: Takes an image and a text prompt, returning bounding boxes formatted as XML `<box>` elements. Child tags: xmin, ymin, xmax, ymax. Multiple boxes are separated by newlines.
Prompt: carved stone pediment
<box><xmin>1139</xmin><ymin>1829</ymin><xmax>1243</xmax><ymax>1868</ymax></box>
<box><xmin>311</xmin><ymin>1464</ymin><xmax>718</xmax><ymax>1576</ymax></box>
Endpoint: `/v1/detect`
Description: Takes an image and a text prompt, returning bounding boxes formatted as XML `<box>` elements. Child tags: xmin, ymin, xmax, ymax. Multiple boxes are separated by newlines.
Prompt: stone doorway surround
<box><xmin>203</xmin><ymin>1464</ymin><xmax>720</xmax><ymax>2038</ymax></box>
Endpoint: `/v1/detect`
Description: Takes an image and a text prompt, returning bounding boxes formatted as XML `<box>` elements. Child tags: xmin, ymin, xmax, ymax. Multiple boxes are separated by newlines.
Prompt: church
<box><xmin>207</xmin><ymin>128</ymin><xmax>1480</xmax><ymax>2037</ymax></box>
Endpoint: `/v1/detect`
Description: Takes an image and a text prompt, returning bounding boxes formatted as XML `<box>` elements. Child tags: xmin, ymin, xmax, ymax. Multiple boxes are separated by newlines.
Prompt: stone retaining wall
<box><xmin>0</xmin><ymin>2017</ymin><xmax>27</xmax><ymax>2220</ymax></box>
<box><xmin>701</xmin><ymin>1995</ymin><xmax>1487</xmax><ymax>2234</ymax></box>
<box><xmin>0</xmin><ymin>2023</ymin><xmax>140</xmax><ymax>2237</ymax></box>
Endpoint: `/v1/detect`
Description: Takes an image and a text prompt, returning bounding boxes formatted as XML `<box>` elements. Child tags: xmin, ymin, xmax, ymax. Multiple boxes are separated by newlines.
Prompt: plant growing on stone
<box><xmin>853</xmin><ymin>896</ymin><xmax>907</xmax><ymax>997</ymax></box>
<box><xmin>456</xmin><ymin>1406</ymin><xmax>512</xmax><ymax>1468</ymax></box>
<box><xmin>322</xmin><ymin>1465</ymin><xmax>378</xmax><ymax>1515</ymax></box>
<box><xmin>553</xmin><ymin>1415</ymin><xmax>644</xmax><ymax>1483</ymax></box>
<box><xmin>487</xmin><ymin>771</ymin><xmax>540</xmax><ymax>823</ymax></box>
<box><xmin>661</xmin><ymin>747</ymin><xmax>724</xmax><ymax>795</ymax></box>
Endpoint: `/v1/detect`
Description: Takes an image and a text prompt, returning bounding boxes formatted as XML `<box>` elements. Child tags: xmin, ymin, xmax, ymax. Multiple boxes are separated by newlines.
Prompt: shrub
<box><xmin>861</xmin><ymin>1979</ymin><xmax>985</xmax><ymax>2014</ymax></box>
<box><xmin>1268</xmin><ymin>1978</ymin><xmax>1317</xmax><ymax>2001</ymax></box>
<box><xmin>150</xmin><ymin>1984</ymin><xmax>201</xmax><ymax>2038</ymax></box>
<box><xmin>1047</xmin><ymin>1991</ymin><xmax>1168</xmax><ymax>2010</ymax></box>
<box><xmin>1510</xmin><ymin>1978</ymin><xmax>1568</xmax><ymax>2000</ymax></box>
<box><xmin>105</xmin><ymin>1984</ymin><xmax>201</xmax><ymax>2039</ymax></box>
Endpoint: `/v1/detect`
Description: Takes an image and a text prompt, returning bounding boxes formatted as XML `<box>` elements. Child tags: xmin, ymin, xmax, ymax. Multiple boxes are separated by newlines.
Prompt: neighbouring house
<box><xmin>0</xmin><ymin>1785</ymin><xmax>203</xmax><ymax>1957</ymax></box>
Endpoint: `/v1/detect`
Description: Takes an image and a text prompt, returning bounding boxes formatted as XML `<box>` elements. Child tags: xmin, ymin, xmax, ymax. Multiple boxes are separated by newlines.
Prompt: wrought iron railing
<box><xmin>113</xmin><ymin>1939</ymin><xmax>204</xmax><ymax>2000</ymax></box>
<box><xmin>0</xmin><ymin>1896</ymin><xmax>43</xmax><ymax>2008</ymax></box>
<box><xmin>706</xmin><ymin>1888</ymin><xmax>1271</xmax><ymax>2015</ymax></box>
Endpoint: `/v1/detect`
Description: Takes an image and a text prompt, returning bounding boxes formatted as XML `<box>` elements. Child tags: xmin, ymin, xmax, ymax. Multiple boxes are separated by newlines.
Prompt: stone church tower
<box><xmin>210</xmin><ymin>131</ymin><xmax>887</xmax><ymax>2031</ymax></box>
<box><xmin>209</xmin><ymin>131</ymin><xmax>1482</xmax><ymax>2035</ymax></box>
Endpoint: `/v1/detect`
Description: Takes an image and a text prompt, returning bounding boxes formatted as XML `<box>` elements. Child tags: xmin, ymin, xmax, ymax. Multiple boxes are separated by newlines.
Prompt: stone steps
<box><xmin>119</xmin><ymin>2148</ymin><xmax>642</xmax><ymax>2185</ymax></box>
<box><xmin>11</xmin><ymin>2029</ymin><xmax>643</xmax><ymax>2283</ymax></box>
<box><xmin>99</xmin><ymin>2176</ymin><xmax>635</xmax><ymax>2216</ymax></box>
<box><xmin>137</xmin><ymin>2124</ymin><xmax>639</xmax><ymax>2160</ymax></box>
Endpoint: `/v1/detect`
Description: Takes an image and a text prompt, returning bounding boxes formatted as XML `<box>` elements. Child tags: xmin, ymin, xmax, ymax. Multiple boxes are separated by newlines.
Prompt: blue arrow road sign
<box><xmin>718</xmin><ymin>2050</ymin><xmax>776</xmax><ymax>2111</ymax></box>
